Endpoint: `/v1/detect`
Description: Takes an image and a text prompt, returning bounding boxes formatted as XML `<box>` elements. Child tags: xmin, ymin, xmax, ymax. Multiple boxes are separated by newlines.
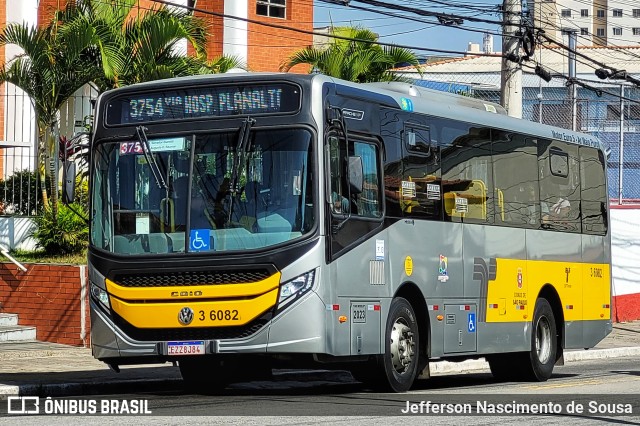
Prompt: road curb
<box><xmin>428</xmin><ymin>346</ymin><xmax>640</xmax><ymax>375</ymax></box>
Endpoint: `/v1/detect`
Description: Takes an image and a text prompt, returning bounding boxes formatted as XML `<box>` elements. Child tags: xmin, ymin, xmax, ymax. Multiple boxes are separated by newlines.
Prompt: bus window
<box><xmin>492</xmin><ymin>132</ymin><xmax>540</xmax><ymax>228</ymax></box>
<box><xmin>538</xmin><ymin>140</ymin><xmax>580</xmax><ymax>232</ymax></box>
<box><xmin>440</xmin><ymin>123</ymin><xmax>493</xmax><ymax>224</ymax></box>
<box><xmin>329</xmin><ymin>134</ymin><xmax>381</xmax><ymax>218</ymax></box>
<box><xmin>353</xmin><ymin>141</ymin><xmax>382</xmax><ymax>218</ymax></box>
<box><xmin>580</xmin><ymin>146</ymin><xmax>608</xmax><ymax>235</ymax></box>
<box><xmin>381</xmin><ymin>109</ymin><xmax>404</xmax><ymax>218</ymax></box>
<box><xmin>402</xmin><ymin>122</ymin><xmax>442</xmax><ymax>220</ymax></box>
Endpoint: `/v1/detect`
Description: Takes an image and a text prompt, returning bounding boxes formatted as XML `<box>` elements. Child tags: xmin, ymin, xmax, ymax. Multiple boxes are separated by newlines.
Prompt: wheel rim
<box><xmin>535</xmin><ymin>315</ymin><xmax>552</xmax><ymax>364</ymax></box>
<box><xmin>390</xmin><ymin>317</ymin><xmax>415</xmax><ymax>374</ymax></box>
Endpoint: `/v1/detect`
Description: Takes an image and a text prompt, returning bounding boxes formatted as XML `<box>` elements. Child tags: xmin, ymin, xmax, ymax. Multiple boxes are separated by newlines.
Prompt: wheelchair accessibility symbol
<box><xmin>190</xmin><ymin>229</ymin><xmax>210</xmax><ymax>252</ymax></box>
<box><xmin>468</xmin><ymin>313</ymin><xmax>476</xmax><ymax>333</ymax></box>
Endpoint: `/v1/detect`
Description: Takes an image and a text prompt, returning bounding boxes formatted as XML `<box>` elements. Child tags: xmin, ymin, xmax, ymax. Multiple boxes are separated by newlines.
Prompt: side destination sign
<box><xmin>551</xmin><ymin>130</ymin><xmax>600</xmax><ymax>148</ymax></box>
<box><xmin>106</xmin><ymin>83</ymin><xmax>301</xmax><ymax>125</ymax></box>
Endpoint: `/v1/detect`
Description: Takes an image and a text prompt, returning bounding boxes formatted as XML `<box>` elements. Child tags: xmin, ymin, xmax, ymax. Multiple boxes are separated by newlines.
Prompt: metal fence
<box><xmin>414</xmin><ymin>72</ymin><xmax>640</xmax><ymax>204</ymax></box>
<box><xmin>0</xmin><ymin>82</ymin><xmax>97</xmax><ymax>216</ymax></box>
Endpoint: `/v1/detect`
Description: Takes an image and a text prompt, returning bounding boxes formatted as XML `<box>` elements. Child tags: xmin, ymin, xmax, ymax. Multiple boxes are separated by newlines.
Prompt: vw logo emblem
<box><xmin>178</xmin><ymin>307</ymin><xmax>194</xmax><ymax>325</ymax></box>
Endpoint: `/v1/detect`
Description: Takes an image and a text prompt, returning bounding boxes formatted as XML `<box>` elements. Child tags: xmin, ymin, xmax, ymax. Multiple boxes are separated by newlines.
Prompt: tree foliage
<box><xmin>30</xmin><ymin>202</ymin><xmax>89</xmax><ymax>255</ymax></box>
<box><xmin>280</xmin><ymin>27</ymin><xmax>421</xmax><ymax>83</ymax></box>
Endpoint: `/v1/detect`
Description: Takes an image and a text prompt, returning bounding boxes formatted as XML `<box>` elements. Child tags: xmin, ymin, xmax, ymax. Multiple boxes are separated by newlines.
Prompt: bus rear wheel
<box><xmin>489</xmin><ymin>298</ymin><xmax>557</xmax><ymax>382</ymax></box>
<box><xmin>526</xmin><ymin>297</ymin><xmax>557</xmax><ymax>381</ymax></box>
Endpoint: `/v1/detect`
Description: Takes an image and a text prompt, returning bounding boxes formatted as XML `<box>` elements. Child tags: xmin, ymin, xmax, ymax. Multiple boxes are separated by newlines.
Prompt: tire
<box><xmin>372</xmin><ymin>297</ymin><xmax>420</xmax><ymax>392</ymax></box>
<box><xmin>488</xmin><ymin>298</ymin><xmax>557</xmax><ymax>382</ymax></box>
<box><xmin>179</xmin><ymin>356</ymin><xmax>234</xmax><ymax>393</ymax></box>
<box><xmin>526</xmin><ymin>298</ymin><xmax>557</xmax><ymax>381</ymax></box>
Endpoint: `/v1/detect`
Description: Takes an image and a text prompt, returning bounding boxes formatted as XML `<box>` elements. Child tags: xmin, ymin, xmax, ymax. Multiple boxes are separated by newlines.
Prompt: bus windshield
<box><xmin>91</xmin><ymin>128</ymin><xmax>314</xmax><ymax>255</ymax></box>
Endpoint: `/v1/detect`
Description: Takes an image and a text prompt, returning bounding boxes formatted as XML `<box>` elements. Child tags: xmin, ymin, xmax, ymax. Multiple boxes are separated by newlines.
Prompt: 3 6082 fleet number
<box><xmin>198</xmin><ymin>309</ymin><xmax>239</xmax><ymax>321</ymax></box>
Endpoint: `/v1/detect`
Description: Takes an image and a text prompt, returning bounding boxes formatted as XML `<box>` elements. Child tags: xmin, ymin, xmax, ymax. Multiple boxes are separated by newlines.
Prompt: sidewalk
<box><xmin>0</xmin><ymin>321</ymin><xmax>639</xmax><ymax>397</ymax></box>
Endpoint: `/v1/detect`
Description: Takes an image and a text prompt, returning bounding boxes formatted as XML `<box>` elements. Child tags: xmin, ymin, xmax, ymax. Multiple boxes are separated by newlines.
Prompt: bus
<box><xmin>77</xmin><ymin>72</ymin><xmax>611</xmax><ymax>392</ymax></box>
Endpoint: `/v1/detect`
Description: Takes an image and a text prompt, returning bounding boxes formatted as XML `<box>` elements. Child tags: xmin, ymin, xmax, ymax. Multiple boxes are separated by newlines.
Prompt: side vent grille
<box><xmin>370</xmin><ymin>260</ymin><xmax>385</xmax><ymax>285</ymax></box>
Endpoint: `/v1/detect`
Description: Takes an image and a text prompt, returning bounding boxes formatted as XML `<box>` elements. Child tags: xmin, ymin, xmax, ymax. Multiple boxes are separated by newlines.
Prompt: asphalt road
<box><xmin>2</xmin><ymin>355</ymin><xmax>639</xmax><ymax>424</ymax></box>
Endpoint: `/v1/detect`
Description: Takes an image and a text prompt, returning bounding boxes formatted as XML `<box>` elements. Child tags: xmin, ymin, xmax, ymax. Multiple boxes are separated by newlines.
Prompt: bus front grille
<box><xmin>112</xmin><ymin>311</ymin><xmax>271</xmax><ymax>342</ymax></box>
<box><xmin>114</xmin><ymin>269</ymin><xmax>272</xmax><ymax>287</ymax></box>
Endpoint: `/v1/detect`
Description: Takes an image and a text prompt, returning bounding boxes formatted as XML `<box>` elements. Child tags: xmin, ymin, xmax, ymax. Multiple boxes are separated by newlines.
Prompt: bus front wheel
<box><xmin>380</xmin><ymin>297</ymin><xmax>420</xmax><ymax>392</ymax></box>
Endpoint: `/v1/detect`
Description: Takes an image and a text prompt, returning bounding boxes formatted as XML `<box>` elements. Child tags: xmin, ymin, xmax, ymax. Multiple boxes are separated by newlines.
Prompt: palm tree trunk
<box><xmin>37</xmin><ymin>125</ymin><xmax>49</xmax><ymax>210</ymax></box>
<box><xmin>44</xmin><ymin>125</ymin><xmax>59</xmax><ymax>220</ymax></box>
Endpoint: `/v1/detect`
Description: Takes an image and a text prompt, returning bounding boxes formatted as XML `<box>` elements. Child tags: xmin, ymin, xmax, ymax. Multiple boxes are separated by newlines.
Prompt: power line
<box><xmin>151</xmin><ymin>0</ymin><xmax>508</xmax><ymax>57</ymax></box>
<box><xmin>323</xmin><ymin>1</ymin><xmax>504</xmax><ymax>38</ymax></box>
<box><xmin>341</xmin><ymin>0</ymin><xmax>510</xmax><ymax>26</ymax></box>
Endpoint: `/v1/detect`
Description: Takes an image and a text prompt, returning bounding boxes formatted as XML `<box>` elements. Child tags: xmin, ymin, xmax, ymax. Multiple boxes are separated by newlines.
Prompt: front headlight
<box><xmin>278</xmin><ymin>269</ymin><xmax>315</xmax><ymax>308</ymax></box>
<box><xmin>90</xmin><ymin>283</ymin><xmax>110</xmax><ymax>309</ymax></box>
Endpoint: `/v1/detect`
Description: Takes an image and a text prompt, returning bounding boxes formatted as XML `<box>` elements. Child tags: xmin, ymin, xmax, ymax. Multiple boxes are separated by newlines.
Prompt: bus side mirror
<box><xmin>62</xmin><ymin>160</ymin><xmax>76</xmax><ymax>204</ymax></box>
<box><xmin>348</xmin><ymin>156</ymin><xmax>363</xmax><ymax>195</ymax></box>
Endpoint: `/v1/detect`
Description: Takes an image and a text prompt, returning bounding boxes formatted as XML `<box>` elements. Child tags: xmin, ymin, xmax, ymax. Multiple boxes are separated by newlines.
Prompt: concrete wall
<box><xmin>611</xmin><ymin>207</ymin><xmax>640</xmax><ymax>322</ymax></box>
<box><xmin>0</xmin><ymin>217</ymin><xmax>37</xmax><ymax>251</ymax></box>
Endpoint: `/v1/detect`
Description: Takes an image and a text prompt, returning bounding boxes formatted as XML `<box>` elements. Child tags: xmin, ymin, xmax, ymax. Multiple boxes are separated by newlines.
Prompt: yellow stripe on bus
<box><xmin>485</xmin><ymin>259</ymin><xmax>610</xmax><ymax>323</ymax></box>
<box><xmin>109</xmin><ymin>287</ymin><xmax>279</xmax><ymax>328</ymax></box>
<box><xmin>105</xmin><ymin>272</ymin><xmax>281</xmax><ymax>301</ymax></box>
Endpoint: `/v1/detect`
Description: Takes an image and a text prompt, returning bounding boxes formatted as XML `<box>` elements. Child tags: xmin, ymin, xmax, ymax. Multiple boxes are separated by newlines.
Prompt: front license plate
<box><xmin>167</xmin><ymin>341</ymin><xmax>205</xmax><ymax>356</ymax></box>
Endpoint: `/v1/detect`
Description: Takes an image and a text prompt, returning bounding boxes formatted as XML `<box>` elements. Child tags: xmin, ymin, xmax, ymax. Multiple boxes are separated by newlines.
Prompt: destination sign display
<box><xmin>106</xmin><ymin>83</ymin><xmax>300</xmax><ymax>125</ymax></box>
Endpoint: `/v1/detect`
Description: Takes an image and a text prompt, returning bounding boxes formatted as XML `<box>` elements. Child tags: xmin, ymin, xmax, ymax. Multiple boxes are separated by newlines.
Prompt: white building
<box><xmin>528</xmin><ymin>0</ymin><xmax>640</xmax><ymax>47</ymax></box>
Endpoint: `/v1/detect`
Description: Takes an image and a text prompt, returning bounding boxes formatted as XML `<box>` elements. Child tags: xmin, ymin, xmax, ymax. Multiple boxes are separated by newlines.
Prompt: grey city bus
<box><xmin>80</xmin><ymin>72</ymin><xmax>611</xmax><ymax>392</ymax></box>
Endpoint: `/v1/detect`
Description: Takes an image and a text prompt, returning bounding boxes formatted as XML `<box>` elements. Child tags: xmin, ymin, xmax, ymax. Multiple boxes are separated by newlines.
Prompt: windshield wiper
<box><xmin>228</xmin><ymin>117</ymin><xmax>256</xmax><ymax>222</ymax></box>
<box><xmin>135</xmin><ymin>126</ymin><xmax>167</xmax><ymax>190</ymax></box>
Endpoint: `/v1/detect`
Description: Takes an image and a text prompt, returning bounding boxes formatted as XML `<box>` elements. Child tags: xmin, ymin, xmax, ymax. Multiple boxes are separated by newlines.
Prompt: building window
<box><xmin>613</xmin><ymin>9</ymin><xmax>622</xmax><ymax>17</ymax></box>
<box><xmin>613</xmin><ymin>27</ymin><xmax>622</xmax><ymax>36</ymax></box>
<box><xmin>561</xmin><ymin>9</ymin><xmax>571</xmax><ymax>18</ymax></box>
<box><xmin>597</xmin><ymin>9</ymin><xmax>605</xmax><ymax>18</ymax></box>
<box><xmin>596</xmin><ymin>28</ymin><xmax>605</xmax><ymax>37</ymax></box>
<box><xmin>581</xmin><ymin>28</ymin><xmax>589</xmax><ymax>35</ymax></box>
<box><xmin>634</xmin><ymin>28</ymin><xmax>640</xmax><ymax>36</ymax></box>
<box><xmin>256</xmin><ymin>0</ymin><xmax>286</xmax><ymax>19</ymax></box>
<box><xmin>634</xmin><ymin>9</ymin><xmax>640</xmax><ymax>18</ymax></box>
<box><xmin>581</xmin><ymin>9</ymin><xmax>588</xmax><ymax>17</ymax></box>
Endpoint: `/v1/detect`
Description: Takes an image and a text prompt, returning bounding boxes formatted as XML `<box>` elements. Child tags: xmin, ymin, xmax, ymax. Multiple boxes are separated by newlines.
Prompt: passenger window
<box><xmin>538</xmin><ymin>140</ymin><xmax>580</xmax><ymax>232</ymax></box>
<box><xmin>492</xmin><ymin>132</ymin><xmax>540</xmax><ymax>228</ymax></box>
<box><xmin>402</xmin><ymin>123</ymin><xmax>442</xmax><ymax>220</ymax></box>
<box><xmin>580</xmin><ymin>146</ymin><xmax>607</xmax><ymax>235</ymax></box>
<box><xmin>440</xmin><ymin>123</ymin><xmax>493</xmax><ymax>224</ymax></box>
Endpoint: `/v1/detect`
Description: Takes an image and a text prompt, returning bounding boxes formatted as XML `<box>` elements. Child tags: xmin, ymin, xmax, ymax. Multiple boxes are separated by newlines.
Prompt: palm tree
<box><xmin>280</xmin><ymin>26</ymin><xmax>421</xmax><ymax>83</ymax></box>
<box><xmin>57</xmin><ymin>0</ymin><xmax>243</xmax><ymax>91</ymax></box>
<box><xmin>0</xmin><ymin>21</ymin><xmax>99</xmax><ymax>218</ymax></box>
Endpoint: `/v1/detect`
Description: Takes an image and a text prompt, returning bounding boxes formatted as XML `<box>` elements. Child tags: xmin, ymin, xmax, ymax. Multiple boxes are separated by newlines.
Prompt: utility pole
<box><xmin>500</xmin><ymin>0</ymin><xmax>522</xmax><ymax>118</ymax></box>
<box><xmin>619</xmin><ymin>84</ymin><xmax>625</xmax><ymax>205</ymax></box>
<box><xmin>564</xmin><ymin>29</ymin><xmax>578</xmax><ymax>131</ymax></box>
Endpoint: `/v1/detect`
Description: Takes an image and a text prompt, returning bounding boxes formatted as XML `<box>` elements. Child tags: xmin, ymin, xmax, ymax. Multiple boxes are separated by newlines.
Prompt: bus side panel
<box><xmin>526</xmin><ymin>229</ymin><xmax>584</xmax><ymax>348</ymax></box>
<box><xmin>581</xmin><ymin>233</ymin><xmax>612</xmax><ymax>348</ymax></box>
<box><xmin>462</xmin><ymin>224</ymin><xmax>531</xmax><ymax>355</ymax></box>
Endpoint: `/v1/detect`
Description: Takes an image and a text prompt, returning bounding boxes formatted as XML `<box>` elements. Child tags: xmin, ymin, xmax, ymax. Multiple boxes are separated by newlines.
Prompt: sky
<box><xmin>313</xmin><ymin>0</ymin><xmax>505</xmax><ymax>58</ymax></box>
